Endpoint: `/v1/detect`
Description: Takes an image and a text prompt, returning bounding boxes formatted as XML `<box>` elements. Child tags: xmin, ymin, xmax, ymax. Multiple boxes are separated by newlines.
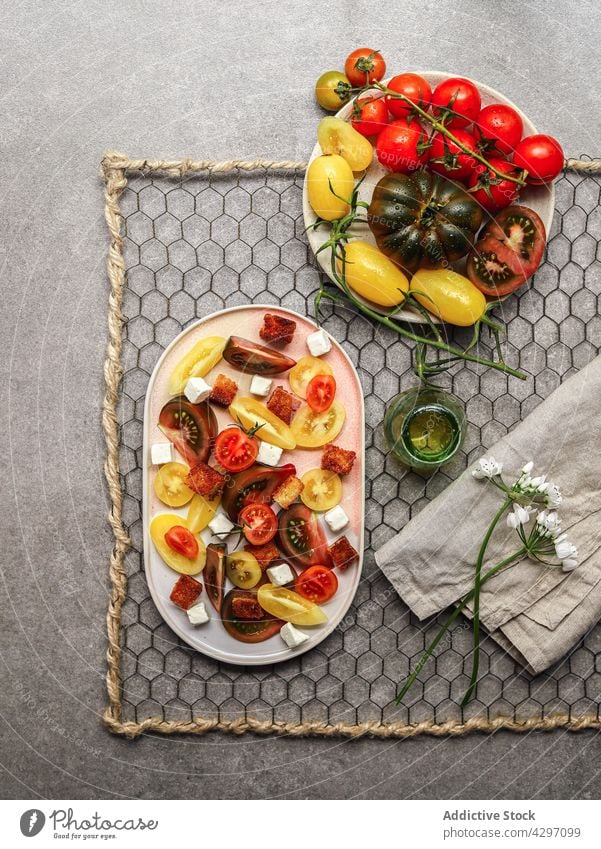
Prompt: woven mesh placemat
<box><xmin>102</xmin><ymin>152</ymin><xmax>601</xmax><ymax>738</ymax></box>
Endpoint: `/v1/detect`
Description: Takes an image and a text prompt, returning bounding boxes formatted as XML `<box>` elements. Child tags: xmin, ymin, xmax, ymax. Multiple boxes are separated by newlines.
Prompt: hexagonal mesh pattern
<box><xmin>116</xmin><ymin>168</ymin><xmax>601</xmax><ymax>728</ymax></box>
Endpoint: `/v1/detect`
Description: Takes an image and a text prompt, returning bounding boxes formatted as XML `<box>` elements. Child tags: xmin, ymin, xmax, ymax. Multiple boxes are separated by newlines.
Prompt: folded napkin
<box><xmin>375</xmin><ymin>355</ymin><xmax>601</xmax><ymax>675</ymax></box>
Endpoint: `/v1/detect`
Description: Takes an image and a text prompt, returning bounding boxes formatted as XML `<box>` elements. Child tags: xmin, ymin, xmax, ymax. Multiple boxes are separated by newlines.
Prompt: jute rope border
<box><xmin>101</xmin><ymin>150</ymin><xmax>601</xmax><ymax>740</ymax></box>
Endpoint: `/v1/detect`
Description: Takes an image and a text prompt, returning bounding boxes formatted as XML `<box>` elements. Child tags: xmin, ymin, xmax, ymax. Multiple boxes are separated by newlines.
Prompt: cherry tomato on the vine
<box><xmin>351</xmin><ymin>96</ymin><xmax>389</xmax><ymax>137</ymax></box>
<box><xmin>315</xmin><ymin>71</ymin><xmax>352</xmax><ymax>111</ymax></box>
<box><xmin>306</xmin><ymin>374</ymin><xmax>336</xmax><ymax>413</ymax></box>
<box><xmin>513</xmin><ymin>134</ymin><xmax>564</xmax><ymax>184</ymax></box>
<box><xmin>431</xmin><ymin>77</ymin><xmax>481</xmax><ymax>128</ymax></box>
<box><xmin>344</xmin><ymin>48</ymin><xmax>386</xmax><ymax>87</ymax></box>
<box><xmin>376</xmin><ymin>119</ymin><xmax>430</xmax><ymax>173</ymax></box>
<box><xmin>473</xmin><ymin>103</ymin><xmax>523</xmax><ymax>155</ymax></box>
<box><xmin>385</xmin><ymin>73</ymin><xmax>432</xmax><ymax>119</ymax></box>
<box><xmin>467</xmin><ymin>157</ymin><xmax>520</xmax><ymax>212</ymax></box>
<box><xmin>428</xmin><ymin>128</ymin><xmax>479</xmax><ymax>183</ymax></box>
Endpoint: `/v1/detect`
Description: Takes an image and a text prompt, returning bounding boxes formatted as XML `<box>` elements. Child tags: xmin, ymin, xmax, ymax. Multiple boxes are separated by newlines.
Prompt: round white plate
<box><xmin>142</xmin><ymin>305</ymin><xmax>365</xmax><ymax>666</ymax></box>
<box><xmin>303</xmin><ymin>71</ymin><xmax>555</xmax><ymax>323</ymax></box>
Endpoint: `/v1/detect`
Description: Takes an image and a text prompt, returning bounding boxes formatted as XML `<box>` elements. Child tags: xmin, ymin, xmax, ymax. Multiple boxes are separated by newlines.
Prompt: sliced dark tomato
<box><xmin>221</xmin><ymin>588</ymin><xmax>283</xmax><ymax>643</ymax></box>
<box><xmin>223</xmin><ymin>336</ymin><xmax>297</xmax><ymax>375</ymax></box>
<box><xmin>277</xmin><ymin>503</ymin><xmax>333</xmax><ymax>569</ymax></box>
<box><xmin>158</xmin><ymin>396</ymin><xmax>218</xmax><ymax>466</ymax></box>
<box><xmin>222</xmin><ymin>463</ymin><xmax>296</xmax><ymax>522</ymax></box>
<box><xmin>306</xmin><ymin>374</ymin><xmax>336</xmax><ymax>413</ymax></box>
<box><xmin>467</xmin><ymin>235</ymin><xmax>529</xmax><ymax>297</ymax></box>
<box><xmin>214</xmin><ymin>426</ymin><xmax>258</xmax><ymax>473</ymax></box>
<box><xmin>295</xmin><ymin>565</ymin><xmax>338</xmax><ymax>603</ymax></box>
<box><xmin>482</xmin><ymin>205</ymin><xmax>546</xmax><ymax>269</ymax></box>
<box><xmin>164</xmin><ymin>525</ymin><xmax>199</xmax><ymax>560</ymax></box>
<box><xmin>239</xmin><ymin>503</ymin><xmax>278</xmax><ymax>545</ymax></box>
<box><xmin>204</xmin><ymin>543</ymin><xmax>226</xmax><ymax>613</ymax></box>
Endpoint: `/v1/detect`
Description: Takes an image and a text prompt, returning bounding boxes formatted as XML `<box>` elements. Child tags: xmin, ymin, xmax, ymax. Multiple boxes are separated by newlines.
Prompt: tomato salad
<box><xmin>148</xmin><ymin>312</ymin><xmax>361</xmax><ymax>650</ymax></box>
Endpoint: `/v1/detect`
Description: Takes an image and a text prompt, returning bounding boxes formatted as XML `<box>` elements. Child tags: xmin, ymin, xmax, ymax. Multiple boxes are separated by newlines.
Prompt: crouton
<box><xmin>244</xmin><ymin>540</ymin><xmax>280</xmax><ymax>568</ymax></box>
<box><xmin>266</xmin><ymin>386</ymin><xmax>296</xmax><ymax>425</ymax></box>
<box><xmin>209</xmin><ymin>373</ymin><xmax>238</xmax><ymax>407</ymax></box>
<box><xmin>328</xmin><ymin>536</ymin><xmax>359</xmax><ymax>571</ymax></box>
<box><xmin>273</xmin><ymin>475</ymin><xmax>304</xmax><ymax>509</ymax></box>
<box><xmin>170</xmin><ymin>574</ymin><xmax>203</xmax><ymax>610</ymax></box>
<box><xmin>321</xmin><ymin>444</ymin><xmax>357</xmax><ymax>476</ymax></box>
<box><xmin>231</xmin><ymin>595</ymin><xmax>264</xmax><ymax>620</ymax></box>
<box><xmin>185</xmin><ymin>462</ymin><xmax>226</xmax><ymax>499</ymax></box>
<box><xmin>260</xmin><ymin>313</ymin><xmax>297</xmax><ymax>345</ymax></box>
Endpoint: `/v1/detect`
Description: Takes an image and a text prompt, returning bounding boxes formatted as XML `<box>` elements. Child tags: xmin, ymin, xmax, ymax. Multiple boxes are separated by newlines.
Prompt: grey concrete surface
<box><xmin>1</xmin><ymin>0</ymin><xmax>601</xmax><ymax>800</ymax></box>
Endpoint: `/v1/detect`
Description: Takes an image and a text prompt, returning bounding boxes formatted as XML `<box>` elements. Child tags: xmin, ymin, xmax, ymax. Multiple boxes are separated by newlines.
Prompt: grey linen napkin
<box><xmin>375</xmin><ymin>355</ymin><xmax>601</xmax><ymax>675</ymax></box>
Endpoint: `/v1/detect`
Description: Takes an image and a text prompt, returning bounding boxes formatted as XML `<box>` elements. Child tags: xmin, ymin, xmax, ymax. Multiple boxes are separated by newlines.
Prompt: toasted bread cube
<box><xmin>266</xmin><ymin>386</ymin><xmax>296</xmax><ymax>425</ymax></box>
<box><xmin>260</xmin><ymin>313</ymin><xmax>297</xmax><ymax>345</ymax></box>
<box><xmin>273</xmin><ymin>475</ymin><xmax>304</xmax><ymax>509</ymax></box>
<box><xmin>321</xmin><ymin>444</ymin><xmax>357</xmax><ymax>476</ymax></box>
<box><xmin>209</xmin><ymin>373</ymin><xmax>238</xmax><ymax>407</ymax></box>
<box><xmin>328</xmin><ymin>536</ymin><xmax>359</xmax><ymax>571</ymax></box>
<box><xmin>231</xmin><ymin>595</ymin><xmax>264</xmax><ymax>620</ymax></box>
<box><xmin>170</xmin><ymin>574</ymin><xmax>203</xmax><ymax>610</ymax></box>
<box><xmin>244</xmin><ymin>541</ymin><xmax>280</xmax><ymax>568</ymax></box>
<box><xmin>185</xmin><ymin>462</ymin><xmax>226</xmax><ymax>499</ymax></box>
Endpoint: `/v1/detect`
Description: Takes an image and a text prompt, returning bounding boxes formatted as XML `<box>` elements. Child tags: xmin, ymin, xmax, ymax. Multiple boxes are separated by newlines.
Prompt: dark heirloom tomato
<box><xmin>223</xmin><ymin>336</ymin><xmax>296</xmax><ymax>375</ymax></box>
<box><xmin>221</xmin><ymin>588</ymin><xmax>283</xmax><ymax>643</ymax></box>
<box><xmin>367</xmin><ymin>171</ymin><xmax>483</xmax><ymax>273</ymax></box>
<box><xmin>204</xmin><ymin>543</ymin><xmax>226</xmax><ymax>613</ymax></box>
<box><xmin>222</xmin><ymin>463</ymin><xmax>297</xmax><ymax>522</ymax></box>
<box><xmin>277</xmin><ymin>503</ymin><xmax>332</xmax><ymax>569</ymax></box>
<box><xmin>158</xmin><ymin>396</ymin><xmax>218</xmax><ymax>467</ymax></box>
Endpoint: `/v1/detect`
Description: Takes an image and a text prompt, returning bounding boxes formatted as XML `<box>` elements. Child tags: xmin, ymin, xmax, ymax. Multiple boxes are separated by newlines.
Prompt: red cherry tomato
<box><xmin>431</xmin><ymin>77</ymin><xmax>481</xmax><ymax>128</ymax></box>
<box><xmin>385</xmin><ymin>73</ymin><xmax>432</xmax><ymax>119</ymax></box>
<box><xmin>239</xmin><ymin>503</ymin><xmax>278</xmax><ymax>545</ymax></box>
<box><xmin>351</xmin><ymin>96</ymin><xmax>389</xmax><ymax>137</ymax></box>
<box><xmin>376</xmin><ymin>119</ymin><xmax>430</xmax><ymax>173</ymax></box>
<box><xmin>344</xmin><ymin>48</ymin><xmax>386</xmax><ymax>87</ymax></box>
<box><xmin>513</xmin><ymin>134</ymin><xmax>564</xmax><ymax>184</ymax></box>
<box><xmin>468</xmin><ymin>157</ymin><xmax>520</xmax><ymax>212</ymax></box>
<box><xmin>295</xmin><ymin>565</ymin><xmax>339</xmax><ymax>603</ymax></box>
<box><xmin>214</xmin><ymin>426</ymin><xmax>258</xmax><ymax>473</ymax></box>
<box><xmin>473</xmin><ymin>103</ymin><xmax>523</xmax><ymax>155</ymax></box>
<box><xmin>428</xmin><ymin>128</ymin><xmax>479</xmax><ymax>182</ymax></box>
<box><xmin>164</xmin><ymin>525</ymin><xmax>199</xmax><ymax>560</ymax></box>
<box><xmin>306</xmin><ymin>374</ymin><xmax>336</xmax><ymax>413</ymax></box>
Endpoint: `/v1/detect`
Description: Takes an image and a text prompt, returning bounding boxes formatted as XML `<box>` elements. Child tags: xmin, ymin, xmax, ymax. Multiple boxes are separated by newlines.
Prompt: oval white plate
<box><xmin>303</xmin><ymin>71</ymin><xmax>555</xmax><ymax>323</ymax></box>
<box><xmin>142</xmin><ymin>305</ymin><xmax>365</xmax><ymax>666</ymax></box>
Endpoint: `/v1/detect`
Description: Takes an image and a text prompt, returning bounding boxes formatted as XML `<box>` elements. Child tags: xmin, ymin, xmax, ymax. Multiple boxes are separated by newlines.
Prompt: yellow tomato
<box><xmin>300</xmin><ymin>469</ymin><xmax>342</xmax><ymax>511</ymax></box>
<box><xmin>410</xmin><ymin>268</ymin><xmax>487</xmax><ymax>327</ymax></box>
<box><xmin>317</xmin><ymin>117</ymin><xmax>373</xmax><ymax>171</ymax></box>
<box><xmin>257</xmin><ymin>585</ymin><xmax>327</xmax><ymax>626</ymax></box>
<box><xmin>306</xmin><ymin>154</ymin><xmax>354</xmax><ymax>222</ymax></box>
<box><xmin>168</xmin><ymin>336</ymin><xmax>227</xmax><ymax>395</ymax></box>
<box><xmin>150</xmin><ymin>514</ymin><xmax>206</xmax><ymax>575</ymax></box>
<box><xmin>291</xmin><ymin>400</ymin><xmax>345</xmax><ymax>448</ymax></box>
<box><xmin>226</xmin><ymin>551</ymin><xmax>262</xmax><ymax>590</ymax></box>
<box><xmin>315</xmin><ymin>70</ymin><xmax>351</xmax><ymax>111</ymax></box>
<box><xmin>337</xmin><ymin>241</ymin><xmax>409</xmax><ymax>307</ymax></box>
<box><xmin>186</xmin><ymin>493</ymin><xmax>220</xmax><ymax>533</ymax></box>
<box><xmin>229</xmin><ymin>397</ymin><xmax>296</xmax><ymax>450</ymax></box>
<box><xmin>153</xmin><ymin>462</ymin><xmax>194</xmax><ymax>507</ymax></box>
<box><xmin>289</xmin><ymin>356</ymin><xmax>334</xmax><ymax>399</ymax></box>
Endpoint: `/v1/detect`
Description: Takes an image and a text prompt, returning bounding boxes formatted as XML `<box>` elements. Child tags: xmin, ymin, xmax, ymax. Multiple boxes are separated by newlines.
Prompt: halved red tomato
<box><xmin>204</xmin><ymin>543</ymin><xmax>226</xmax><ymax>613</ymax></box>
<box><xmin>221</xmin><ymin>463</ymin><xmax>296</xmax><ymax>522</ymax></box>
<box><xmin>295</xmin><ymin>565</ymin><xmax>338</xmax><ymax>603</ymax></box>
<box><xmin>306</xmin><ymin>374</ymin><xmax>336</xmax><ymax>413</ymax></box>
<box><xmin>223</xmin><ymin>336</ymin><xmax>296</xmax><ymax>375</ymax></box>
<box><xmin>214</xmin><ymin>426</ymin><xmax>258</xmax><ymax>473</ymax></box>
<box><xmin>239</xmin><ymin>503</ymin><xmax>278</xmax><ymax>545</ymax></box>
<box><xmin>164</xmin><ymin>525</ymin><xmax>199</xmax><ymax>560</ymax></box>
<box><xmin>221</xmin><ymin>588</ymin><xmax>283</xmax><ymax>643</ymax></box>
<box><xmin>277</xmin><ymin>503</ymin><xmax>332</xmax><ymax>568</ymax></box>
<box><xmin>158</xmin><ymin>396</ymin><xmax>218</xmax><ymax>466</ymax></box>
<box><xmin>481</xmin><ymin>205</ymin><xmax>546</xmax><ymax>267</ymax></box>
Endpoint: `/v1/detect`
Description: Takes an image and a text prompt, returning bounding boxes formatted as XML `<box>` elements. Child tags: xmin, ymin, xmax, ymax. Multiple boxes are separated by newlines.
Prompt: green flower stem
<box><xmin>461</xmin><ymin>497</ymin><xmax>513</xmax><ymax>707</ymax></box>
<box><xmin>395</xmin><ymin>546</ymin><xmax>527</xmax><ymax>704</ymax></box>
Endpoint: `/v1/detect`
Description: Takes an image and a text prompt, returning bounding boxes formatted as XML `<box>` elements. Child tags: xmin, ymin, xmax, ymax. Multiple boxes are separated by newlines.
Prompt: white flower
<box><xmin>545</xmin><ymin>483</ymin><xmax>562</xmax><ymax>508</ymax></box>
<box><xmin>536</xmin><ymin>510</ymin><xmax>561</xmax><ymax>536</ymax></box>
<box><xmin>562</xmin><ymin>558</ymin><xmax>578</xmax><ymax>572</ymax></box>
<box><xmin>521</xmin><ymin>461</ymin><xmax>534</xmax><ymax>475</ymax></box>
<box><xmin>472</xmin><ymin>456</ymin><xmax>503</xmax><ymax>480</ymax></box>
<box><xmin>555</xmin><ymin>538</ymin><xmax>577</xmax><ymax>562</ymax></box>
<box><xmin>507</xmin><ymin>504</ymin><xmax>534</xmax><ymax>529</ymax></box>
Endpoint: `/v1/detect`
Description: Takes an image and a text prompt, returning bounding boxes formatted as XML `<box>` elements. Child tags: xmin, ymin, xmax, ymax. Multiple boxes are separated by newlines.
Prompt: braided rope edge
<box><xmin>100</xmin><ymin>150</ymin><xmax>601</xmax><ymax>739</ymax></box>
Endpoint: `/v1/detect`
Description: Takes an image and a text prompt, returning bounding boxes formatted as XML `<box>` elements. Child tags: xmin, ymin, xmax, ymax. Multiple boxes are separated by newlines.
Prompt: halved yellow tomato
<box><xmin>153</xmin><ymin>462</ymin><xmax>194</xmax><ymax>507</ymax></box>
<box><xmin>168</xmin><ymin>336</ymin><xmax>227</xmax><ymax>395</ymax></box>
<box><xmin>257</xmin><ymin>584</ymin><xmax>327</xmax><ymax>626</ymax></box>
<box><xmin>336</xmin><ymin>241</ymin><xmax>409</xmax><ymax>308</ymax></box>
<box><xmin>228</xmin><ymin>397</ymin><xmax>296</xmax><ymax>450</ymax></box>
<box><xmin>289</xmin><ymin>356</ymin><xmax>334</xmax><ymax>399</ymax></box>
<box><xmin>300</xmin><ymin>468</ymin><xmax>342</xmax><ymax>511</ymax></box>
<box><xmin>226</xmin><ymin>551</ymin><xmax>262</xmax><ymax>589</ymax></box>
<box><xmin>306</xmin><ymin>154</ymin><xmax>354</xmax><ymax>221</ymax></box>
<box><xmin>291</xmin><ymin>400</ymin><xmax>345</xmax><ymax>448</ymax></box>
<box><xmin>150</xmin><ymin>514</ymin><xmax>206</xmax><ymax>575</ymax></box>
<box><xmin>186</xmin><ymin>493</ymin><xmax>220</xmax><ymax>533</ymax></box>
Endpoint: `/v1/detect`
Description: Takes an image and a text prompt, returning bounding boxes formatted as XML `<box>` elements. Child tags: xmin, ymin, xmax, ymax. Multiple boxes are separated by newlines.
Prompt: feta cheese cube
<box><xmin>306</xmin><ymin>328</ymin><xmax>332</xmax><ymax>357</ymax></box>
<box><xmin>280</xmin><ymin>622</ymin><xmax>309</xmax><ymax>649</ymax></box>
<box><xmin>266</xmin><ymin>562</ymin><xmax>294</xmax><ymax>586</ymax></box>
<box><xmin>208</xmin><ymin>513</ymin><xmax>235</xmax><ymax>537</ymax></box>
<box><xmin>324</xmin><ymin>505</ymin><xmax>349</xmax><ymax>533</ymax></box>
<box><xmin>150</xmin><ymin>442</ymin><xmax>174</xmax><ymax>465</ymax></box>
<box><xmin>257</xmin><ymin>441</ymin><xmax>283</xmax><ymax>466</ymax></box>
<box><xmin>250</xmin><ymin>375</ymin><xmax>273</xmax><ymax>396</ymax></box>
<box><xmin>187</xmin><ymin>601</ymin><xmax>209</xmax><ymax>626</ymax></box>
<box><xmin>184</xmin><ymin>377</ymin><xmax>212</xmax><ymax>404</ymax></box>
